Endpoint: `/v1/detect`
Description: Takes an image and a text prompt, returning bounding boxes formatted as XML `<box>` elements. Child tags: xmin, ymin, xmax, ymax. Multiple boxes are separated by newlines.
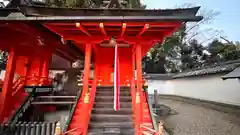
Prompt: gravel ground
<box><xmin>159</xmin><ymin>98</ymin><xmax>240</xmax><ymax>135</ymax></box>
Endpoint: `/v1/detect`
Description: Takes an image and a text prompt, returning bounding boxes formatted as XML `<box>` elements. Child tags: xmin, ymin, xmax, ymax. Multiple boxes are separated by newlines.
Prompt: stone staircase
<box><xmin>88</xmin><ymin>86</ymin><xmax>134</xmax><ymax>135</ymax></box>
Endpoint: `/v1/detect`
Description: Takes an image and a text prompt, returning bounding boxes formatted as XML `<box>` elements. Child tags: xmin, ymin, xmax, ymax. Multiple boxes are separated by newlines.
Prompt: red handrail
<box><xmin>141</xmin><ymin>124</ymin><xmax>157</xmax><ymax>133</ymax></box>
<box><xmin>12</xmin><ymin>76</ymin><xmax>25</xmax><ymax>96</ymax></box>
<box><xmin>84</xmin><ymin>78</ymin><xmax>97</xmax><ymax>134</ymax></box>
<box><xmin>12</xmin><ymin>76</ymin><xmax>25</xmax><ymax>89</ymax></box>
<box><xmin>131</xmin><ymin>76</ymin><xmax>164</xmax><ymax>135</ymax></box>
<box><xmin>61</xmin><ymin>126</ymin><xmax>83</xmax><ymax>135</ymax></box>
<box><xmin>140</xmin><ymin>121</ymin><xmax>164</xmax><ymax>135</ymax></box>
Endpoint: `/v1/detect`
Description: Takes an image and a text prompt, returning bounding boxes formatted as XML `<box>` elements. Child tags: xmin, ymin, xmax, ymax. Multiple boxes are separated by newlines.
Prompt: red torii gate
<box><xmin>0</xmin><ymin>5</ymin><xmax>202</xmax><ymax>134</ymax></box>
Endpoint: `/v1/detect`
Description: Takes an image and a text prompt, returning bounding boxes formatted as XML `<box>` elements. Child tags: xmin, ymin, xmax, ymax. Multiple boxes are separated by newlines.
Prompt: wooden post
<box><xmin>0</xmin><ymin>47</ymin><xmax>17</xmax><ymax>121</ymax></box>
<box><xmin>82</xmin><ymin>44</ymin><xmax>92</xmax><ymax>95</ymax></box>
<box><xmin>40</xmin><ymin>49</ymin><xmax>51</xmax><ymax>85</ymax></box>
<box><xmin>82</xmin><ymin>44</ymin><xmax>91</xmax><ymax>135</ymax></box>
<box><xmin>135</xmin><ymin>44</ymin><xmax>143</xmax><ymax>123</ymax></box>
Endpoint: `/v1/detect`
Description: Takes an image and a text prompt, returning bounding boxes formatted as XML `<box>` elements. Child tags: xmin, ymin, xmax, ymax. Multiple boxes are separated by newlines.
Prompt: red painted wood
<box><xmin>46</xmin><ymin>22</ymin><xmax>181</xmax><ymax>27</ymax></box>
<box><xmin>99</xmin><ymin>23</ymin><xmax>107</xmax><ymax>36</ymax></box>
<box><xmin>120</xmin><ymin>23</ymin><xmax>127</xmax><ymax>37</ymax></box>
<box><xmin>82</xmin><ymin>44</ymin><xmax>92</xmax><ymax>95</ymax></box>
<box><xmin>76</xmin><ymin>23</ymin><xmax>91</xmax><ymax>36</ymax></box>
<box><xmin>25</xmin><ymin>55</ymin><xmax>42</xmax><ymax>86</ymax></box>
<box><xmin>40</xmin><ymin>49</ymin><xmax>51</xmax><ymax>85</ymax></box>
<box><xmin>137</xmin><ymin>24</ymin><xmax>150</xmax><ymax>36</ymax></box>
<box><xmin>0</xmin><ymin>47</ymin><xmax>16</xmax><ymax>121</ymax></box>
<box><xmin>136</xmin><ymin>44</ymin><xmax>143</xmax><ymax>122</ymax></box>
<box><xmin>94</xmin><ymin>47</ymin><xmax>133</xmax><ymax>86</ymax></box>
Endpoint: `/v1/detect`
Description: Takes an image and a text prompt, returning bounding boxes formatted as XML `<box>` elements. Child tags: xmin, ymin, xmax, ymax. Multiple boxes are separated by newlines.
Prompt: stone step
<box><xmin>96</xmin><ymin>89</ymin><xmax>130</xmax><ymax>93</ymax></box>
<box><xmin>88</xmin><ymin>131</ymin><xmax>120</xmax><ymax>135</ymax></box>
<box><xmin>97</xmin><ymin>87</ymin><xmax>130</xmax><ymax>92</ymax></box>
<box><xmin>97</xmin><ymin>86</ymin><xmax>130</xmax><ymax>89</ymax></box>
<box><xmin>95</xmin><ymin>96</ymin><xmax>132</xmax><ymax>102</ymax></box>
<box><xmin>89</xmin><ymin>122</ymin><xmax>134</xmax><ymax>129</ymax></box>
<box><xmin>88</xmin><ymin>127</ymin><xmax>121</xmax><ymax>135</ymax></box>
<box><xmin>96</xmin><ymin>91</ymin><xmax>131</xmax><ymax>96</ymax></box>
<box><xmin>88</xmin><ymin>128</ymin><xmax>135</xmax><ymax>135</ymax></box>
<box><xmin>94</xmin><ymin>102</ymin><xmax>132</xmax><ymax>108</ymax></box>
<box><xmin>92</xmin><ymin>108</ymin><xmax>132</xmax><ymax>115</ymax></box>
<box><xmin>91</xmin><ymin>114</ymin><xmax>132</xmax><ymax>122</ymax></box>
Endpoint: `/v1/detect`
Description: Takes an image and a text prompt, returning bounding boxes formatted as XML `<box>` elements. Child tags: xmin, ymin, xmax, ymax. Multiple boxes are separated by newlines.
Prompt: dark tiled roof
<box><xmin>145</xmin><ymin>74</ymin><xmax>173</xmax><ymax>80</ymax></box>
<box><xmin>173</xmin><ymin>60</ymin><xmax>240</xmax><ymax>78</ymax></box>
<box><xmin>0</xmin><ymin>5</ymin><xmax>200</xmax><ymax>17</ymax></box>
<box><xmin>146</xmin><ymin>60</ymin><xmax>240</xmax><ymax>80</ymax></box>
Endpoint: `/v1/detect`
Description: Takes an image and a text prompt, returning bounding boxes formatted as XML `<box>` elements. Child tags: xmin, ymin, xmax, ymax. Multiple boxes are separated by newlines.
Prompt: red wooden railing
<box><xmin>25</xmin><ymin>75</ymin><xmax>53</xmax><ymax>86</ymax></box>
<box><xmin>61</xmin><ymin>126</ymin><xmax>83</xmax><ymax>135</ymax></box>
<box><xmin>1</xmin><ymin>75</ymin><xmax>54</xmax><ymax>122</ymax></box>
<box><xmin>83</xmin><ymin>78</ymin><xmax>97</xmax><ymax>134</ymax></box>
<box><xmin>65</xmin><ymin>78</ymin><xmax>97</xmax><ymax>135</ymax></box>
<box><xmin>12</xmin><ymin>76</ymin><xmax>25</xmax><ymax>96</ymax></box>
<box><xmin>130</xmin><ymin>77</ymin><xmax>164</xmax><ymax>135</ymax></box>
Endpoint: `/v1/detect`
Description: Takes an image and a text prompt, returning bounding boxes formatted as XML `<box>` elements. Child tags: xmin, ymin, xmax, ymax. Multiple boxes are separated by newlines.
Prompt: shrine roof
<box><xmin>0</xmin><ymin>5</ymin><xmax>202</xmax><ymax>63</ymax></box>
<box><xmin>0</xmin><ymin>5</ymin><xmax>202</xmax><ymax>22</ymax></box>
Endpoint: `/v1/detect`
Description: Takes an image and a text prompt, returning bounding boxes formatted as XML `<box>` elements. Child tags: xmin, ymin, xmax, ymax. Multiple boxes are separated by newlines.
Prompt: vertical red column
<box><xmin>136</xmin><ymin>43</ymin><xmax>143</xmax><ymax>123</ymax></box>
<box><xmin>82</xmin><ymin>44</ymin><xmax>92</xmax><ymax>135</ymax></box>
<box><xmin>0</xmin><ymin>47</ymin><xmax>16</xmax><ymax>121</ymax></box>
<box><xmin>25</xmin><ymin>56</ymin><xmax>41</xmax><ymax>86</ymax></box>
<box><xmin>40</xmin><ymin>50</ymin><xmax>51</xmax><ymax>86</ymax></box>
<box><xmin>82</xmin><ymin>44</ymin><xmax>92</xmax><ymax>95</ymax></box>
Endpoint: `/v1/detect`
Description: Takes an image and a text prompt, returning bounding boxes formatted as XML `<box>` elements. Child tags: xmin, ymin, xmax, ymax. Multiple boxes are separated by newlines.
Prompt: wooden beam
<box><xmin>137</xmin><ymin>24</ymin><xmax>150</xmax><ymax>36</ymax></box>
<box><xmin>43</xmin><ymin>24</ymin><xmax>64</xmax><ymax>37</ymax></box>
<box><xmin>99</xmin><ymin>23</ymin><xmax>107</xmax><ymax>36</ymax></box>
<box><xmin>61</xmin><ymin>28</ymin><xmax>171</xmax><ymax>32</ymax></box>
<box><xmin>46</xmin><ymin>22</ymin><xmax>182</xmax><ymax>27</ymax></box>
<box><xmin>0</xmin><ymin>47</ymin><xmax>16</xmax><ymax>121</ymax></box>
<box><xmin>64</xmin><ymin>36</ymin><xmax>109</xmax><ymax>44</ymax></box>
<box><xmin>120</xmin><ymin>23</ymin><xmax>127</xmax><ymax>37</ymax></box>
<box><xmin>76</xmin><ymin>23</ymin><xmax>91</xmax><ymax>36</ymax></box>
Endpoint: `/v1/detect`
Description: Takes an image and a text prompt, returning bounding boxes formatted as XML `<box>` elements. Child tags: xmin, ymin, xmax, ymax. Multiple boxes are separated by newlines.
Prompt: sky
<box><xmin>143</xmin><ymin>0</ymin><xmax>240</xmax><ymax>43</ymax></box>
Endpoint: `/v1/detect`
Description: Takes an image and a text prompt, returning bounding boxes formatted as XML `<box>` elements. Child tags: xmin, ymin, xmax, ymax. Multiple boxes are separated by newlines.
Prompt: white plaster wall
<box><xmin>147</xmin><ymin>80</ymin><xmax>174</xmax><ymax>95</ymax></box>
<box><xmin>147</xmin><ymin>74</ymin><xmax>240</xmax><ymax>106</ymax></box>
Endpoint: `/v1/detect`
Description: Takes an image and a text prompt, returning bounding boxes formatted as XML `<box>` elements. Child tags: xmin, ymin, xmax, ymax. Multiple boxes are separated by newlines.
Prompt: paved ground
<box><xmin>159</xmin><ymin>98</ymin><xmax>240</xmax><ymax>135</ymax></box>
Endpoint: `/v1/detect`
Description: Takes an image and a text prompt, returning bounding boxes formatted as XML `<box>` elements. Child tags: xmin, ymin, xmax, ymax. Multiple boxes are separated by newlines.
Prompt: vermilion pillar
<box><xmin>82</xmin><ymin>44</ymin><xmax>92</xmax><ymax>95</ymax></box>
<box><xmin>25</xmin><ymin>56</ymin><xmax>41</xmax><ymax>86</ymax></box>
<box><xmin>40</xmin><ymin>50</ymin><xmax>51</xmax><ymax>85</ymax></box>
<box><xmin>82</xmin><ymin>44</ymin><xmax>92</xmax><ymax>135</ymax></box>
<box><xmin>135</xmin><ymin>44</ymin><xmax>143</xmax><ymax>122</ymax></box>
<box><xmin>0</xmin><ymin>47</ymin><xmax>17</xmax><ymax>120</ymax></box>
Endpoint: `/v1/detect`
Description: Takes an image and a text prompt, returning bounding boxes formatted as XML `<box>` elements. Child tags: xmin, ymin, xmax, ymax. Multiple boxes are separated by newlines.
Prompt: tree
<box><xmin>45</xmin><ymin>0</ymin><xmax>86</xmax><ymax>8</ymax></box>
<box><xmin>144</xmin><ymin>4</ymin><xmax>223</xmax><ymax>73</ymax></box>
<box><xmin>176</xmin><ymin>3</ymin><xmax>222</xmax><ymax>44</ymax></box>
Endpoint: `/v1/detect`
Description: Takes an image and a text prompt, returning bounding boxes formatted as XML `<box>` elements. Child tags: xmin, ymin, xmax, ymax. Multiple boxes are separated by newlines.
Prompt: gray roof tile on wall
<box><xmin>146</xmin><ymin>60</ymin><xmax>240</xmax><ymax>80</ymax></box>
<box><xmin>173</xmin><ymin>60</ymin><xmax>240</xmax><ymax>78</ymax></box>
